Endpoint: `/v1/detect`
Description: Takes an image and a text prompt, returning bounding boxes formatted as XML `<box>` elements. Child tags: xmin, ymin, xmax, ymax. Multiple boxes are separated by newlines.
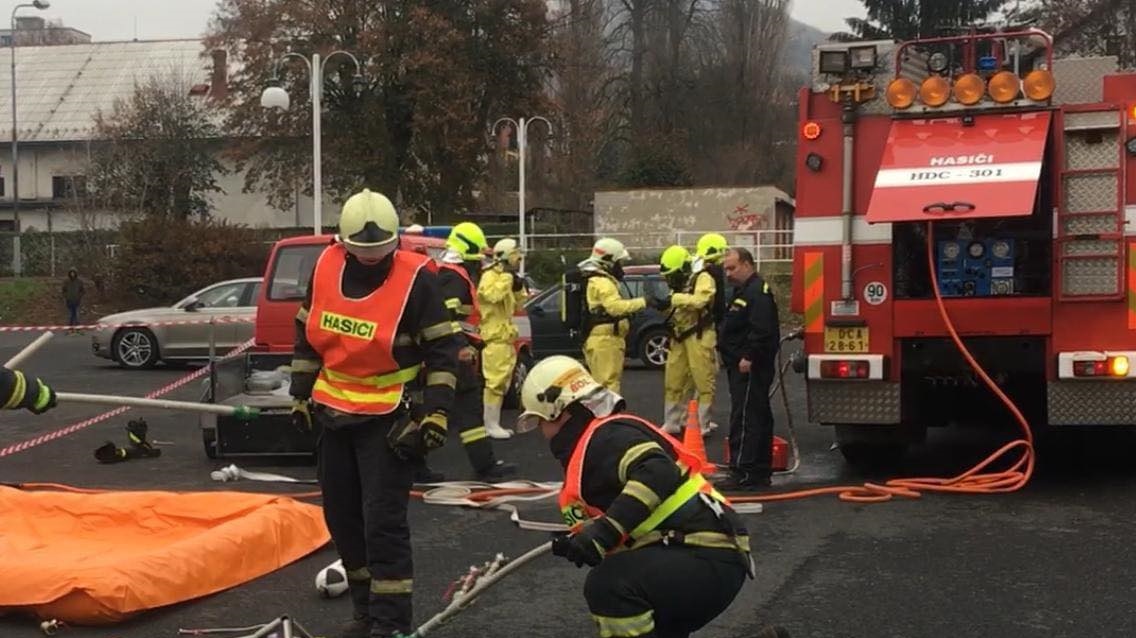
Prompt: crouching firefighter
<box><xmin>289</xmin><ymin>189</ymin><xmax>463</xmax><ymax>638</ymax></box>
<box><xmin>437</xmin><ymin>222</ymin><xmax>517</xmax><ymax>481</ymax></box>
<box><xmin>653</xmin><ymin>244</ymin><xmax>720</xmax><ymax>436</ymax></box>
<box><xmin>516</xmin><ymin>356</ymin><xmax>789</xmax><ymax>638</ymax></box>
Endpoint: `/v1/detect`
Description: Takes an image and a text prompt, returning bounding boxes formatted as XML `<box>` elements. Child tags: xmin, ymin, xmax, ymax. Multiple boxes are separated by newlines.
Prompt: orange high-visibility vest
<box><xmin>306</xmin><ymin>244</ymin><xmax>430</xmax><ymax>415</ymax></box>
<box><xmin>439</xmin><ymin>262</ymin><xmax>481</xmax><ymax>338</ymax></box>
<box><xmin>557</xmin><ymin>413</ymin><xmax>726</xmax><ymax>546</ymax></box>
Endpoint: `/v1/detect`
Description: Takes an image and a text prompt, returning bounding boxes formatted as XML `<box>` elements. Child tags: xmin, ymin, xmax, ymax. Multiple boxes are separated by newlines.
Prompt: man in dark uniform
<box><xmin>289</xmin><ymin>189</ymin><xmax>462</xmax><ymax>638</ymax></box>
<box><xmin>436</xmin><ymin>221</ymin><xmax>516</xmax><ymax>481</ymax></box>
<box><xmin>516</xmin><ymin>356</ymin><xmax>789</xmax><ymax>638</ymax></box>
<box><xmin>1</xmin><ymin>367</ymin><xmax>56</xmax><ymax>414</ymax></box>
<box><xmin>716</xmin><ymin>247</ymin><xmax>781</xmax><ymax>491</ymax></box>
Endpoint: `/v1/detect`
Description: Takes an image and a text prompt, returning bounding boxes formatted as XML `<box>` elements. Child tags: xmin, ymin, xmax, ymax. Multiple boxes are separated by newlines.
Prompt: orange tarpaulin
<box><xmin>0</xmin><ymin>486</ymin><xmax>329</xmax><ymax>625</ymax></box>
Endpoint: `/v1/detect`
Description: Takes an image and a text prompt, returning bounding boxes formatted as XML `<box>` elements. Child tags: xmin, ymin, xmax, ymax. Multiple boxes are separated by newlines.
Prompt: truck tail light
<box><xmin>1073</xmin><ymin>356</ymin><xmax>1130</xmax><ymax>378</ymax></box>
<box><xmin>819</xmin><ymin>360</ymin><xmax>870</xmax><ymax>379</ymax></box>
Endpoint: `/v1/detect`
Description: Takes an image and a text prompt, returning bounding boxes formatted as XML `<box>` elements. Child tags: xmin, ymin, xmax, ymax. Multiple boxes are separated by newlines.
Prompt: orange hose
<box><xmin>730</xmin><ymin>222</ymin><xmax>1035</xmax><ymax>504</ymax></box>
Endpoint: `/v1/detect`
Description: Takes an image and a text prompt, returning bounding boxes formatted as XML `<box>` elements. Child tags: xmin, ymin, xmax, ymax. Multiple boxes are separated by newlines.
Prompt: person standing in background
<box><xmin>61</xmin><ymin>268</ymin><xmax>85</xmax><ymax>334</ymax></box>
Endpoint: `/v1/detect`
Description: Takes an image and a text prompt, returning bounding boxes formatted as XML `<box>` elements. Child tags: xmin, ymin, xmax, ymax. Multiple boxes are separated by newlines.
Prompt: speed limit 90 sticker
<box><xmin>863</xmin><ymin>281</ymin><xmax>887</xmax><ymax>306</ymax></box>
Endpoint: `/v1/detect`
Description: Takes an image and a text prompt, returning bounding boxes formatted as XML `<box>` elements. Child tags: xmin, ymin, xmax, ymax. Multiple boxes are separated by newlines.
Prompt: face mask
<box><xmin>610</xmin><ymin>263</ymin><xmax>625</xmax><ymax>280</ymax></box>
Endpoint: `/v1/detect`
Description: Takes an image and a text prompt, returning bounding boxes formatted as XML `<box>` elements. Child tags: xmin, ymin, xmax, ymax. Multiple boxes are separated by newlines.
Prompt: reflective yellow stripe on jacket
<box><xmin>628</xmin><ymin>473</ymin><xmax>725</xmax><ymax>540</ymax></box>
<box><xmin>312</xmin><ymin>364</ymin><xmax>422</xmax><ymax>412</ymax></box>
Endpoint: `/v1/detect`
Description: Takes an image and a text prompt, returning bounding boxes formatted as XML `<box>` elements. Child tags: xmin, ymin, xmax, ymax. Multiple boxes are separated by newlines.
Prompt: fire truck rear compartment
<box><xmin>891</xmin><ymin>149</ymin><xmax>1056</xmax><ymax>301</ymax></box>
<box><xmin>901</xmin><ymin>337</ymin><xmax>1047</xmax><ymax>430</ymax></box>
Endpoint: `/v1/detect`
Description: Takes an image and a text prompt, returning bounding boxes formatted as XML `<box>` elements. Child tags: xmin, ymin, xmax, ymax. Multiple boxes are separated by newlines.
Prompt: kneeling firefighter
<box><xmin>477</xmin><ymin>237</ymin><xmax>527</xmax><ymax>439</ymax></box>
<box><xmin>516</xmin><ymin>356</ymin><xmax>789</xmax><ymax>638</ymax></box>
<box><xmin>580</xmin><ymin>238</ymin><xmax>646</xmax><ymax>394</ymax></box>
<box><xmin>289</xmin><ymin>189</ymin><xmax>463</xmax><ymax>638</ymax></box>
<box><xmin>653</xmin><ymin>245</ymin><xmax>719</xmax><ymax>436</ymax></box>
<box><xmin>437</xmin><ymin>222</ymin><xmax>517</xmax><ymax>480</ymax></box>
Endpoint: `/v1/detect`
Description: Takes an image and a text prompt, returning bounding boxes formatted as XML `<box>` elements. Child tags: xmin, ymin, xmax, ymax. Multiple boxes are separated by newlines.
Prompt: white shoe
<box><xmin>483</xmin><ymin>403</ymin><xmax>513</xmax><ymax>439</ymax></box>
<box><xmin>698</xmin><ymin>404</ymin><xmax>718</xmax><ymax>436</ymax></box>
<box><xmin>662</xmin><ymin>402</ymin><xmax>685</xmax><ymax>435</ymax></box>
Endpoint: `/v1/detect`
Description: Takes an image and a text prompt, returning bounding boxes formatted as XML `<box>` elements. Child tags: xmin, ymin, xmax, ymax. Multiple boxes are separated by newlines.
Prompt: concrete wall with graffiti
<box><xmin>593</xmin><ymin>186</ymin><xmax>794</xmax><ymax>248</ymax></box>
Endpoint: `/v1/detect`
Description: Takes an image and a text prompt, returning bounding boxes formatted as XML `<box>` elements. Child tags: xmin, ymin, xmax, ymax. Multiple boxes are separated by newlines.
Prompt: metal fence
<box><xmin>495</xmin><ymin>229</ymin><xmax>794</xmax><ymax>267</ymax></box>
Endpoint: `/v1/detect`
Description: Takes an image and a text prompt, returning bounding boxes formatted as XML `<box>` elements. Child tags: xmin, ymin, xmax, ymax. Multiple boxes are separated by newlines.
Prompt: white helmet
<box><xmin>590</xmin><ymin>237</ymin><xmax>631</xmax><ymax>267</ymax></box>
<box><xmin>314</xmin><ymin>559</ymin><xmax>348</xmax><ymax>598</ymax></box>
<box><xmin>337</xmin><ymin>189</ymin><xmax>400</xmax><ymax>263</ymax></box>
<box><xmin>493</xmin><ymin>237</ymin><xmax>523</xmax><ymax>269</ymax></box>
<box><xmin>517</xmin><ymin>356</ymin><xmax>603</xmax><ymax>433</ymax></box>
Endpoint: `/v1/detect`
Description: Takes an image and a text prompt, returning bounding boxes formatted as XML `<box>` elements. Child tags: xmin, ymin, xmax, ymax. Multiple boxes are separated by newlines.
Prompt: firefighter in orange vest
<box><xmin>289</xmin><ymin>189</ymin><xmax>463</xmax><ymax>638</ymax></box>
<box><xmin>436</xmin><ymin>222</ymin><xmax>517</xmax><ymax>481</ymax></box>
<box><xmin>516</xmin><ymin>356</ymin><xmax>789</xmax><ymax>638</ymax></box>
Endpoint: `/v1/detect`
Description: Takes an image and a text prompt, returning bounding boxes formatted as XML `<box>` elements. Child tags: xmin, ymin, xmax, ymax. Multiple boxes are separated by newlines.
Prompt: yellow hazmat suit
<box><xmin>478</xmin><ymin>263</ymin><xmax>526</xmax><ymax>437</ymax></box>
<box><xmin>663</xmin><ymin>268</ymin><xmax>718</xmax><ymax>434</ymax></box>
<box><xmin>584</xmin><ymin>269</ymin><xmax>646</xmax><ymax>394</ymax></box>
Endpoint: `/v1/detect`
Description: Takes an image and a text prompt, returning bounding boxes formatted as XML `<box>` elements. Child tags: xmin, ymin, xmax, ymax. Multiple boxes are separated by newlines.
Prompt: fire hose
<box><xmin>727</xmin><ymin>222</ymin><xmax>1034</xmax><ymax>504</ymax></box>
<box><xmin>175</xmin><ymin>543</ymin><xmax>554</xmax><ymax>638</ymax></box>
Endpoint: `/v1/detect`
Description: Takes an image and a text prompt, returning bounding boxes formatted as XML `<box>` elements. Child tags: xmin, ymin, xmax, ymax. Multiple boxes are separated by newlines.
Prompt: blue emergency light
<box><xmin>977</xmin><ymin>56</ymin><xmax>998</xmax><ymax>71</ymax></box>
<box><xmin>400</xmin><ymin>225</ymin><xmax>452</xmax><ymax>239</ymax></box>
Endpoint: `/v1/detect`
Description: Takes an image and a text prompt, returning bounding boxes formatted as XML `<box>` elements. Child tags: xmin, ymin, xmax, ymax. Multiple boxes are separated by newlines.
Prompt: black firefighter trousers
<box><xmin>454</xmin><ymin>355</ymin><xmax>497</xmax><ymax>473</ymax></box>
<box><xmin>583</xmin><ymin>544</ymin><xmax>748</xmax><ymax>638</ymax></box>
<box><xmin>317</xmin><ymin>414</ymin><xmax>414</xmax><ymax>636</ymax></box>
<box><xmin>725</xmin><ymin>359</ymin><xmax>776</xmax><ymax>480</ymax></box>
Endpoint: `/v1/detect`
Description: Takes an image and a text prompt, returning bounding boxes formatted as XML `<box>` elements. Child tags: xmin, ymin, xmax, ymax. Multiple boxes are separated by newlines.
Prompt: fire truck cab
<box><xmin>791</xmin><ymin>28</ymin><xmax>1136</xmax><ymax>468</ymax></box>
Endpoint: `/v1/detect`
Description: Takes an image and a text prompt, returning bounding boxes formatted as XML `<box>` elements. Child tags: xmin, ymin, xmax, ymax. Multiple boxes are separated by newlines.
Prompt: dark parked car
<box><xmin>524</xmin><ymin>265</ymin><xmax>672</xmax><ymax>368</ymax></box>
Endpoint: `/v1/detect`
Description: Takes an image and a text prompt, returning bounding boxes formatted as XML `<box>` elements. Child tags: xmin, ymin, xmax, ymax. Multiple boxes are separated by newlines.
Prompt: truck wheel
<box><xmin>834</xmin><ymin>424</ymin><xmax>907</xmax><ymax>473</ymax></box>
<box><xmin>202</xmin><ymin>427</ymin><xmax>218</xmax><ymax>459</ymax></box>
<box><xmin>504</xmin><ymin>348</ymin><xmax>534</xmax><ymax>410</ymax></box>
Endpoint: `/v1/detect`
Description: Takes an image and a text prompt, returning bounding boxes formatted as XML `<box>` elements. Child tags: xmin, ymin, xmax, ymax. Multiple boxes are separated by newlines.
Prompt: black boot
<box><xmin>337</xmin><ymin>580</ymin><xmax>372</xmax><ymax>638</ymax></box>
<box><xmin>474</xmin><ymin>460</ymin><xmax>518</xmax><ymax>483</ymax></box>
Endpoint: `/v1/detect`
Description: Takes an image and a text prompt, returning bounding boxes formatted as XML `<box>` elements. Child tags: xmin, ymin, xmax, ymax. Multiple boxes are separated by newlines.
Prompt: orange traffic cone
<box><xmin>681</xmin><ymin>400</ymin><xmax>716</xmax><ymax>473</ymax></box>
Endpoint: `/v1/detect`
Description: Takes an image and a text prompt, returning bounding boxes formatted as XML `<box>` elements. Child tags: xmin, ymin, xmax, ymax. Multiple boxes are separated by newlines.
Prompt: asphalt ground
<box><xmin>3</xmin><ymin>331</ymin><xmax>1136</xmax><ymax>638</ymax></box>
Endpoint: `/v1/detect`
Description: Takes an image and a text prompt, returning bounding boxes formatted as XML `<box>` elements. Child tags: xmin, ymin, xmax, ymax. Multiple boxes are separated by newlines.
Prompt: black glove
<box><xmin>511</xmin><ymin>275</ymin><xmax>525</xmax><ymax>292</ymax></box>
<box><xmin>291</xmin><ymin>399</ymin><xmax>313</xmax><ymax>432</ymax></box>
<box><xmin>649</xmin><ymin>294</ymin><xmax>672</xmax><ymax>312</ymax></box>
<box><xmin>551</xmin><ymin>531</ymin><xmax>605</xmax><ymax>568</ymax></box>
<box><xmin>388</xmin><ymin>412</ymin><xmax>448</xmax><ymax>461</ymax></box>
<box><xmin>16</xmin><ymin>374</ymin><xmax>56</xmax><ymax>415</ymax></box>
<box><xmin>125</xmin><ymin>418</ymin><xmax>161</xmax><ymax>457</ymax></box>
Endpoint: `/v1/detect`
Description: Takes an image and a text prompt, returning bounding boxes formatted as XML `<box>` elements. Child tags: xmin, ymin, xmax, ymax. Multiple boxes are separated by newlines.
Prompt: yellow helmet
<box><xmin>659</xmin><ymin>245</ymin><xmax>691</xmax><ymax>276</ymax></box>
<box><xmin>338</xmin><ymin>189</ymin><xmax>400</xmax><ymax>262</ymax></box>
<box><xmin>446</xmin><ymin>222</ymin><xmax>488</xmax><ymax>261</ymax></box>
<box><xmin>517</xmin><ymin>355</ymin><xmax>603</xmax><ymax>433</ymax></box>
<box><xmin>696</xmin><ymin>233</ymin><xmax>729</xmax><ymax>263</ymax></box>
<box><xmin>493</xmin><ymin>237</ymin><xmax>523</xmax><ymax>268</ymax></box>
<box><xmin>590</xmin><ymin>237</ymin><xmax>631</xmax><ymax>266</ymax></box>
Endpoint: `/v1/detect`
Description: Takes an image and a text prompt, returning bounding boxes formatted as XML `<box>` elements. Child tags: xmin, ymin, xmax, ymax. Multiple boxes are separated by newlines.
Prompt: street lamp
<box><xmin>491</xmin><ymin>116</ymin><xmax>551</xmax><ymax>277</ymax></box>
<box><xmin>9</xmin><ymin>0</ymin><xmax>50</xmax><ymax>276</ymax></box>
<box><xmin>260</xmin><ymin>50</ymin><xmax>363</xmax><ymax>235</ymax></box>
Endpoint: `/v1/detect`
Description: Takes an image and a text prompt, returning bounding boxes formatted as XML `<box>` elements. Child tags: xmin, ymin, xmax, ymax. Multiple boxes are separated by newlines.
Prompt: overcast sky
<box><xmin>30</xmin><ymin>0</ymin><xmax>866</xmax><ymax>42</ymax></box>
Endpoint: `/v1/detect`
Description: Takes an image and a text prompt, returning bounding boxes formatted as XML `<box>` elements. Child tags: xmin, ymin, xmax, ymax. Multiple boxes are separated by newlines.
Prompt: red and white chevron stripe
<box><xmin>0</xmin><ymin>316</ymin><xmax>255</xmax><ymax>333</ymax></box>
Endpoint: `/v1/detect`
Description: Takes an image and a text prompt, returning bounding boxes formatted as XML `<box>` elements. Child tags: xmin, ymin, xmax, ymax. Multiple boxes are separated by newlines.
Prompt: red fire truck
<box><xmin>790</xmin><ymin>28</ymin><xmax>1136</xmax><ymax>468</ymax></box>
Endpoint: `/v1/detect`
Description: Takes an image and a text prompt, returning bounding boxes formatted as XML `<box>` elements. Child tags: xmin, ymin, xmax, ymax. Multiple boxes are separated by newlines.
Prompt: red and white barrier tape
<box><xmin>0</xmin><ymin>316</ymin><xmax>255</xmax><ymax>333</ymax></box>
<box><xmin>0</xmin><ymin>338</ymin><xmax>256</xmax><ymax>458</ymax></box>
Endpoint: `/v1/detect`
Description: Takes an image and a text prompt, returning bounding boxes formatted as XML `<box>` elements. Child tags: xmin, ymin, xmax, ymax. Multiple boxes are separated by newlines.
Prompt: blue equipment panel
<box><xmin>935</xmin><ymin>238</ymin><xmax>1015</xmax><ymax>297</ymax></box>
